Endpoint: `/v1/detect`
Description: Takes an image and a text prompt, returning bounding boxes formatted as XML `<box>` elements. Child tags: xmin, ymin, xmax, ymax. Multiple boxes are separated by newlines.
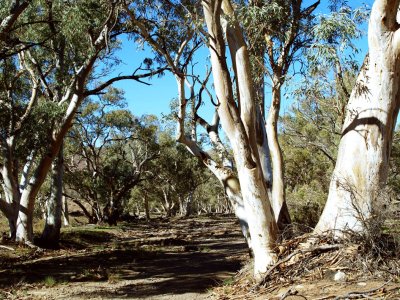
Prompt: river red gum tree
<box><xmin>202</xmin><ymin>0</ymin><xmax>278</xmax><ymax>279</ymax></box>
<box><xmin>315</xmin><ymin>0</ymin><xmax>400</xmax><ymax>234</ymax></box>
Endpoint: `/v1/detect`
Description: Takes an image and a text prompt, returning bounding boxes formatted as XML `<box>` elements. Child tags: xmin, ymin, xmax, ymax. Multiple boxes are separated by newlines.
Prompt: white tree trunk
<box><xmin>202</xmin><ymin>0</ymin><xmax>278</xmax><ymax>280</ymax></box>
<box><xmin>41</xmin><ymin>144</ymin><xmax>64</xmax><ymax>246</ymax></box>
<box><xmin>255</xmin><ymin>107</ymin><xmax>273</xmax><ymax>201</ymax></box>
<box><xmin>266</xmin><ymin>84</ymin><xmax>291</xmax><ymax>228</ymax></box>
<box><xmin>16</xmin><ymin>189</ymin><xmax>34</xmax><ymax>242</ymax></box>
<box><xmin>315</xmin><ymin>0</ymin><xmax>400</xmax><ymax>235</ymax></box>
<box><xmin>62</xmin><ymin>196</ymin><xmax>69</xmax><ymax>226</ymax></box>
<box><xmin>0</xmin><ymin>137</ymin><xmax>21</xmax><ymax>239</ymax></box>
<box><xmin>16</xmin><ymin>93</ymin><xmax>79</xmax><ymax>242</ymax></box>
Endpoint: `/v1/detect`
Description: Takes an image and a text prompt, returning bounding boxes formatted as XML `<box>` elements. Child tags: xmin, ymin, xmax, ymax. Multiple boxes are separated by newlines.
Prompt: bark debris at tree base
<box><xmin>213</xmin><ymin>234</ymin><xmax>400</xmax><ymax>299</ymax></box>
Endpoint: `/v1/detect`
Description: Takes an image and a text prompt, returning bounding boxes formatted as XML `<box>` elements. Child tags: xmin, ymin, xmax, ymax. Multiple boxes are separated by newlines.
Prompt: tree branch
<box><xmin>84</xmin><ymin>67</ymin><xmax>166</xmax><ymax>96</ymax></box>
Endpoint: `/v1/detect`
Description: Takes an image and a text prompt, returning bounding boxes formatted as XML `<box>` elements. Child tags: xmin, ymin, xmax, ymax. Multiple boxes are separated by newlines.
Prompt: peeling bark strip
<box><xmin>202</xmin><ymin>0</ymin><xmax>278</xmax><ymax>280</ymax></box>
<box><xmin>315</xmin><ymin>0</ymin><xmax>400</xmax><ymax>235</ymax></box>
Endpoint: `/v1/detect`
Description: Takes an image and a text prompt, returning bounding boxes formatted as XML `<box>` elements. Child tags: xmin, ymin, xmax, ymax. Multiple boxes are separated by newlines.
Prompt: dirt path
<box><xmin>0</xmin><ymin>215</ymin><xmax>248</xmax><ymax>299</ymax></box>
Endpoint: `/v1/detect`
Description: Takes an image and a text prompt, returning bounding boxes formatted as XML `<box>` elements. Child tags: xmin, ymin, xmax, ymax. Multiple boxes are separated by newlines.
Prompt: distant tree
<box><xmin>388</xmin><ymin>129</ymin><xmax>400</xmax><ymax>202</ymax></box>
<box><xmin>122</xmin><ymin>0</ymin><xmax>253</xmax><ymax>247</ymax></box>
<box><xmin>64</xmin><ymin>94</ymin><xmax>158</xmax><ymax>225</ymax></box>
<box><xmin>281</xmin><ymin>76</ymin><xmax>344</xmax><ymax>227</ymax></box>
<box><xmin>130</xmin><ymin>128</ymin><xmax>209</xmax><ymax>218</ymax></box>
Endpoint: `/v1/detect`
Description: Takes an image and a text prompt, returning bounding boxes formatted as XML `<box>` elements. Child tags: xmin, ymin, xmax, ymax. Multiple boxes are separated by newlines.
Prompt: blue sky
<box><xmin>106</xmin><ymin>1</ymin><xmax>373</xmax><ymax>122</ymax></box>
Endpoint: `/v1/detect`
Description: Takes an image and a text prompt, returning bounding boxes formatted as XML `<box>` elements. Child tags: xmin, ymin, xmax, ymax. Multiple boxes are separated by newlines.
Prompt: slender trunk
<box><xmin>255</xmin><ymin>107</ymin><xmax>273</xmax><ymax>201</ymax></box>
<box><xmin>162</xmin><ymin>189</ymin><xmax>173</xmax><ymax>217</ymax></box>
<box><xmin>16</xmin><ymin>190</ymin><xmax>34</xmax><ymax>242</ymax></box>
<box><xmin>15</xmin><ymin>92</ymin><xmax>84</xmax><ymax>242</ymax></box>
<box><xmin>203</xmin><ymin>0</ymin><xmax>278</xmax><ymax>280</ymax></box>
<box><xmin>0</xmin><ymin>137</ymin><xmax>21</xmax><ymax>239</ymax></box>
<box><xmin>41</xmin><ymin>144</ymin><xmax>64</xmax><ymax>247</ymax></box>
<box><xmin>62</xmin><ymin>196</ymin><xmax>69</xmax><ymax>226</ymax></box>
<box><xmin>315</xmin><ymin>0</ymin><xmax>400</xmax><ymax>235</ymax></box>
<box><xmin>16</xmin><ymin>153</ymin><xmax>57</xmax><ymax>242</ymax></box>
<box><xmin>178</xmin><ymin>195</ymin><xmax>184</xmax><ymax>216</ymax></box>
<box><xmin>184</xmin><ymin>192</ymin><xmax>193</xmax><ymax>217</ymax></box>
<box><xmin>252</xmin><ymin>42</ymin><xmax>273</xmax><ymax>200</ymax></box>
<box><xmin>72</xmin><ymin>198</ymin><xmax>95</xmax><ymax>223</ymax></box>
<box><xmin>143</xmin><ymin>194</ymin><xmax>150</xmax><ymax>220</ymax></box>
<box><xmin>266</xmin><ymin>83</ymin><xmax>291</xmax><ymax>229</ymax></box>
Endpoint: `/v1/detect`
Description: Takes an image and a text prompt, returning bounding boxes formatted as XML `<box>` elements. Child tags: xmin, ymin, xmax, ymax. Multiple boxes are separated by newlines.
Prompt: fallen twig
<box><xmin>0</xmin><ymin>244</ymin><xmax>14</xmax><ymax>251</ymax></box>
<box><xmin>24</xmin><ymin>240</ymin><xmax>44</xmax><ymax>252</ymax></box>
<box><xmin>280</xmin><ymin>287</ymin><xmax>308</xmax><ymax>299</ymax></box>
<box><xmin>333</xmin><ymin>280</ymin><xmax>393</xmax><ymax>299</ymax></box>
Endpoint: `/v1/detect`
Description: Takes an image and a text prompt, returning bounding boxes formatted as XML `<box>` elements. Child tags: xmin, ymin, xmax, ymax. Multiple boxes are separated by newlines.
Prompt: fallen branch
<box><xmin>0</xmin><ymin>244</ymin><xmax>14</xmax><ymax>251</ymax></box>
<box><xmin>24</xmin><ymin>241</ymin><xmax>44</xmax><ymax>252</ymax></box>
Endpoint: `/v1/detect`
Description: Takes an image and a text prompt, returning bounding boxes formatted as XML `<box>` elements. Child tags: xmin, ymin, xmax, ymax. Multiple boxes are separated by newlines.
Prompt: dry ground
<box><xmin>0</xmin><ymin>215</ymin><xmax>248</xmax><ymax>299</ymax></box>
<box><xmin>0</xmin><ymin>215</ymin><xmax>399</xmax><ymax>299</ymax></box>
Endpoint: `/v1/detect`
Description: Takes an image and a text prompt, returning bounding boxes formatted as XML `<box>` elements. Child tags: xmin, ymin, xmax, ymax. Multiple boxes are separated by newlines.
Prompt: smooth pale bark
<box><xmin>16</xmin><ymin>142</ymin><xmax>60</xmax><ymax>242</ymax></box>
<box><xmin>162</xmin><ymin>189</ymin><xmax>174</xmax><ymax>217</ymax></box>
<box><xmin>266</xmin><ymin>83</ymin><xmax>291</xmax><ymax>228</ymax></box>
<box><xmin>15</xmin><ymin>94</ymin><xmax>80</xmax><ymax>242</ymax></box>
<box><xmin>16</xmin><ymin>62</ymin><xmax>97</xmax><ymax>242</ymax></box>
<box><xmin>41</xmin><ymin>144</ymin><xmax>64</xmax><ymax>247</ymax></box>
<box><xmin>128</xmin><ymin>0</ymin><xmax>253</xmax><ymax>252</ymax></box>
<box><xmin>255</xmin><ymin>107</ymin><xmax>273</xmax><ymax>202</ymax></box>
<box><xmin>0</xmin><ymin>142</ymin><xmax>19</xmax><ymax>239</ymax></box>
<box><xmin>0</xmin><ymin>71</ymin><xmax>39</xmax><ymax>239</ymax></box>
<box><xmin>315</xmin><ymin>0</ymin><xmax>400</xmax><ymax>234</ymax></box>
<box><xmin>203</xmin><ymin>0</ymin><xmax>278</xmax><ymax>279</ymax></box>
<box><xmin>259</xmin><ymin>1</ymin><xmax>320</xmax><ymax>229</ymax></box>
<box><xmin>248</xmin><ymin>31</ymin><xmax>274</xmax><ymax>202</ymax></box>
<box><xmin>62</xmin><ymin>196</ymin><xmax>69</xmax><ymax>226</ymax></box>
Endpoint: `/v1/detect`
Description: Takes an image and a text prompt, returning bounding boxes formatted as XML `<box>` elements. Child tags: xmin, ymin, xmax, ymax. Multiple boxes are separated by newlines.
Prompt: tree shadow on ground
<box><xmin>0</xmin><ymin>215</ymin><xmax>248</xmax><ymax>298</ymax></box>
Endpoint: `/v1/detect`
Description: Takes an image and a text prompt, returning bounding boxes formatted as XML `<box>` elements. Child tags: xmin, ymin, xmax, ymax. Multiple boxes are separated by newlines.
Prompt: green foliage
<box><xmin>125</xmin><ymin>0</ymin><xmax>202</xmax><ymax>69</ymax></box>
<box><xmin>128</xmin><ymin>116</ymin><xmax>223</xmax><ymax>218</ymax></box>
<box><xmin>43</xmin><ymin>276</ymin><xmax>57</xmax><ymax>287</ymax></box>
<box><xmin>286</xmin><ymin>180</ymin><xmax>327</xmax><ymax>228</ymax></box>
<box><xmin>64</xmin><ymin>92</ymin><xmax>159</xmax><ymax>224</ymax></box>
<box><xmin>238</xmin><ymin>0</ymin><xmax>320</xmax><ymax>82</ymax></box>
<box><xmin>307</xmin><ymin>3</ymin><xmax>369</xmax><ymax>74</ymax></box>
<box><xmin>239</xmin><ymin>0</ymin><xmax>296</xmax><ymax>40</ymax></box>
